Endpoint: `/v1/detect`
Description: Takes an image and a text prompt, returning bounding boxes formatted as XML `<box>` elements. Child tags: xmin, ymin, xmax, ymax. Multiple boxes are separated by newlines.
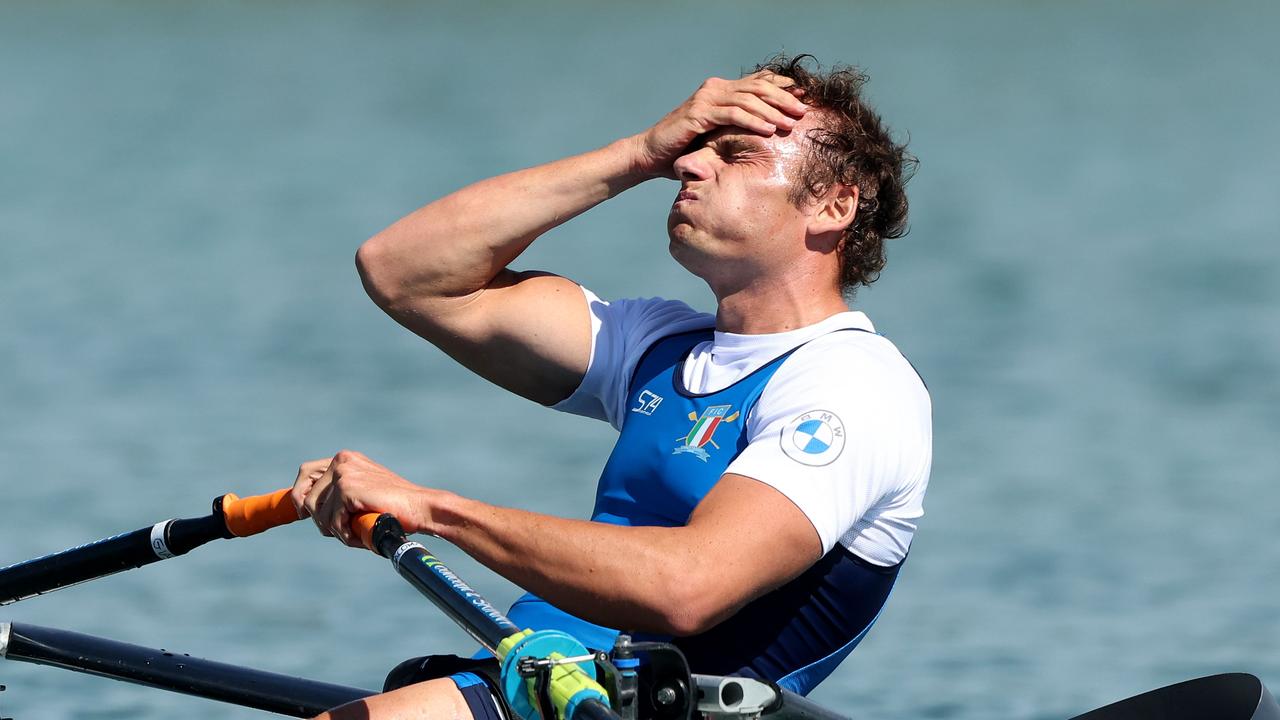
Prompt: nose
<box><xmin>672</xmin><ymin>146</ymin><xmax>714</xmax><ymax>182</ymax></box>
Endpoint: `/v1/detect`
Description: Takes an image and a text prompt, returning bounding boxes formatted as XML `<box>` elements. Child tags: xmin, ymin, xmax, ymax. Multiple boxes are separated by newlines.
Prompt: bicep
<box><xmin>684</xmin><ymin>474</ymin><xmax>822</xmax><ymax>615</ymax></box>
<box><xmin>394</xmin><ymin>269</ymin><xmax>592</xmax><ymax>406</ymax></box>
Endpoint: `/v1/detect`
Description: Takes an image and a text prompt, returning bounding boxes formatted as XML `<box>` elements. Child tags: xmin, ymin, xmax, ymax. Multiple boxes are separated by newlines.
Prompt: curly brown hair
<box><xmin>754</xmin><ymin>54</ymin><xmax>916</xmax><ymax>295</ymax></box>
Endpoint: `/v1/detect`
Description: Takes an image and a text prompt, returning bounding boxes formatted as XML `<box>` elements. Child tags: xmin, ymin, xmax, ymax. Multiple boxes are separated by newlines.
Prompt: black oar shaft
<box><xmin>362</xmin><ymin>515</ymin><xmax>620</xmax><ymax>720</ymax></box>
<box><xmin>0</xmin><ymin>622</ymin><xmax>372</xmax><ymax>717</ymax></box>
<box><xmin>369</xmin><ymin>515</ymin><xmax>519</xmax><ymax>651</ymax></box>
<box><xmin>0</xmin><ymin>514</ymin><xmax>229</xmax><ymax>606</ymax></box>
<box><xmin>0</xmin><ymin>526</ymin><xmax>159</xmax><ymax>605</ymax></box>
<box><xmin>0</xmin><ymin>489</ymin><xmax>299</xmax><ymax>607</ymax></box>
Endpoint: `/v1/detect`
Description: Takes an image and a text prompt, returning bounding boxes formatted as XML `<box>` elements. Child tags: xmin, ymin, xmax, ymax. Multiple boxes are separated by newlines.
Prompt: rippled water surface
<box><xmin>2</xmin><ymin>2</ymin><xmax>1278</xmax><ymax>719</ymax></box>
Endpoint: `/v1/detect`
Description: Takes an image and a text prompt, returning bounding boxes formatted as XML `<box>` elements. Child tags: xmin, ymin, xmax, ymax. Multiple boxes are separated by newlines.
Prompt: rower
<box><xmin>292</xmin><ymin>54</ymin><xmax>931</xmax><ymax>720</ymax></box>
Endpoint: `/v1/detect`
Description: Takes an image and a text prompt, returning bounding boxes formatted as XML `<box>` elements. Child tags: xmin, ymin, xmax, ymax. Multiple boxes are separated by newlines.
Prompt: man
<box><xmin>294</xmin><ymin>55</ymin><xmax>931</xmax><ymax>720</ymax></box>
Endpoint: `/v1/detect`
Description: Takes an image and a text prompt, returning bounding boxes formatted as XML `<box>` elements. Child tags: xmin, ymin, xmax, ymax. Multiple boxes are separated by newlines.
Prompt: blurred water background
<box><xmin>2</xmin><ymin>1</ymin><xmax>1278</xmax><ymax>718</ymax></box>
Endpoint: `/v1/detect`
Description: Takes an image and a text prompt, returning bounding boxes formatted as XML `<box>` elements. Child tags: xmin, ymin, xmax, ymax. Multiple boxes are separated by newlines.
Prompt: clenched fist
<box><xmin>291</xmin><ymin>450</ymin><xmax>443</xmax><ymax>547</ymax></box>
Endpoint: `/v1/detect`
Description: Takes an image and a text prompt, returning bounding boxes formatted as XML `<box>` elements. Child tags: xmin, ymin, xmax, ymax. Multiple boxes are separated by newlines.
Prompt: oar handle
<box><xmin>219</xmin><ymin>491</ymin><xmax>383</xmax><ymax>551</ymax></box>
<box><xmin>352</xmin><ymin>513</ymin><xmax>381</xmax><ymax>552</ymax></box>
<box><xmin>219</xmin><ymin>489</ymin><xmax>301</xmax><ymax>538</ymax></box>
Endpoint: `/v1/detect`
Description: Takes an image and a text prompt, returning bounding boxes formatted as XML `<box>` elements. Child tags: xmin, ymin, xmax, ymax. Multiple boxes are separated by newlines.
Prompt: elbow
<box><xmin>354</xmin><ymin>236</ymin><xmax>402</xmax><ymax>311</ymax></box>
<box><xmin>661</xmin><ymin>609</ymin><xmax>719</xmax><ymax>638</ymax></box>
<box><xmin>652</xmin><ymin>577</ymin><xmax>734</xmax><ymax>637</ymax></box>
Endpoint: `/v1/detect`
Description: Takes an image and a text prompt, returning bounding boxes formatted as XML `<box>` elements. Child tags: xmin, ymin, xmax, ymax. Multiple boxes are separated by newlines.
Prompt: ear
<box><xmin>808</xmin><ymin>184</ymin><xmax>859</xmax><ymax>236</ymax></box>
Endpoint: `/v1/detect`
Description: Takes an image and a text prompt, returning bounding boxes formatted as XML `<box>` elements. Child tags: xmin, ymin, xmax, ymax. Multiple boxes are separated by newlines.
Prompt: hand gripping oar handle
<box><xmin>353</xmin><ymin>512</ymin><xmax>618</xmax><ymax>720</ymax></box>
<box><xmin>0</xmin><ymin>489</ymin><xmax>302</xmax><ymax>605</ymax></box>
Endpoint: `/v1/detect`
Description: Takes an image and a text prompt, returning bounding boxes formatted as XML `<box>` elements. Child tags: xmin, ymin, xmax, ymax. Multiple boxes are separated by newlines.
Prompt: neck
<box><xmin>712</xmin><ymin>275</ymin><xmax>848</xmax><ymax>334</ymax></box>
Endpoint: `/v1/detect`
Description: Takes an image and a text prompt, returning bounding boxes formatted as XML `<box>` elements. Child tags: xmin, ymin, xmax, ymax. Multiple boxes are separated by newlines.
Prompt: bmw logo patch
<box><xmin>781</xmin><ymin>410</ymin><xmax>846</xmax><ymax>466</ymax></box>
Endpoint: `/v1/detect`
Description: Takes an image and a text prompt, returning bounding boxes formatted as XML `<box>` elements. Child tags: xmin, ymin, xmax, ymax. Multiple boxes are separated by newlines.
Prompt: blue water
<box><xmin>2</xmin><ymin>2</ymin><xmax>1278</xmax><ymax>719</ymax></box>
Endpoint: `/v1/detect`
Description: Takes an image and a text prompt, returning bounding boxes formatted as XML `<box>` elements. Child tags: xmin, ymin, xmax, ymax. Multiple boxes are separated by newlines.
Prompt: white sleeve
<box><xmin>552</xmin><ymin>286</ymin><xmax>713</xmax><ymax>430</ymax></box>
<box><xmin>725</xmin><ymin>337</ymin><xmax>932</xmax><ymax>554</ymax></box>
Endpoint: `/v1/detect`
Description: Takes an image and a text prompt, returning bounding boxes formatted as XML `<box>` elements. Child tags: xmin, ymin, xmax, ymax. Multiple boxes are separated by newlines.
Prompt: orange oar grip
<box><xmin>352</xmin><ymin>513</ymin><xmax>385</xmax><ymax>552</ymax></box>
<box><xmin>221</xmin><ymin>489</ymin><xmax>302</xmax><ymax>537</ymax></box>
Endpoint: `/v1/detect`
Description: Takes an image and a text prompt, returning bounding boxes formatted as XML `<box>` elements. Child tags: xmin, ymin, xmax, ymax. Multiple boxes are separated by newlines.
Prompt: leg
<box><xmin>314</xmin><ymin>678</ymin><xmax>474</xmax><ymax>720</ymax></box>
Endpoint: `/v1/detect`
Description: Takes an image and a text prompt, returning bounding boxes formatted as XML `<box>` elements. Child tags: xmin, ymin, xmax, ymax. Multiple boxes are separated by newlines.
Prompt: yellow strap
<box><xmin>539</xmin><ymin>652</ymin><xmax>609</xmax><ymax>720</ymax></box>
<box><xmin>496</xmin><ymin>629</ymin><xmax>534</xmax><ymax>661</ymax></box>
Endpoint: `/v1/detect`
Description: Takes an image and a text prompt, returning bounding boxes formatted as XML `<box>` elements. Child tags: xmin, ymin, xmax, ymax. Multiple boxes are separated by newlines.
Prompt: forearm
<box><xmin>357</xmin><ymin>136</ymin><xmax>651</xmax><ymax>306</ymax></box>
<box><xmin>296</xmin><ymin>454</ymin><xmax>815</xmax><ymax>635</ymax></box>
<box><xmin>426</xmin><ymin>491</ymin><xmax>721</xmax><ymax>636</ymax></box>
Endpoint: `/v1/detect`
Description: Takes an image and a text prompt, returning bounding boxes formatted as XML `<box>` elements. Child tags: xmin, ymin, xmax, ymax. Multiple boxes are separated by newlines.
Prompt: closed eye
<box><xmin>715</xmin><ymin>138</ymin><xmax>768</xmax><ymax>162</ymax></box>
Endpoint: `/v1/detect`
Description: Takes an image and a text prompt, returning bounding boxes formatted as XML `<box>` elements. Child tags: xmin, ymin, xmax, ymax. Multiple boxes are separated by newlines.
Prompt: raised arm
<box><xmin>354</xmin><ymin>72</ymin><xmax>809</xmax><ymax>405</ymax></box>
<box><xmin>354</xmin><ymin>140</ymin><xmax>648</xmax><ymax>405</ymax></box>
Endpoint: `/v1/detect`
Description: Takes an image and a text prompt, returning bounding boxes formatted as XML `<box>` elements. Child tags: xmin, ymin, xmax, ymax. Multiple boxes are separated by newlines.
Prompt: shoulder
<box><xmin>585</xmin><ymin>292</ymin><xmax>713</xmax><ymax>346</ymax></box>
<box><xmin>791</xmin><ymin>328</ymin><xmax>926</xmax><ymax>396</ymax></box>
<box><xmin>554</xmin><ymin>289</ymin><xmax>712</xmax><ymax>427</ymax></box>
<box><xmin>587</xmin><ymin>292</ymin><xmax>714</xmax><ymax>370</ymax></box>
<box><xmin>751</xmin><ymin>325</ymin><xmax>931</xmax><ymax>452</ymax></box>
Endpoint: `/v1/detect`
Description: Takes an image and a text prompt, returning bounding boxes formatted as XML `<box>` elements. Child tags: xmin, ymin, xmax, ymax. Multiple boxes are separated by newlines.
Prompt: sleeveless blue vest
<box><xmin>505</xmin><ymin>328</ymin><xmax>900</xmax><ymax>695</ymax></box>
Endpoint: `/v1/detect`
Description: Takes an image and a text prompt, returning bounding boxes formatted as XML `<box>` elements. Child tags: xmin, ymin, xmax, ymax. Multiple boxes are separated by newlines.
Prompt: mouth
<box><xmin>673</xmin><ymin>190</ymin><xmax>697</xmax><ymax>204</ymax></box>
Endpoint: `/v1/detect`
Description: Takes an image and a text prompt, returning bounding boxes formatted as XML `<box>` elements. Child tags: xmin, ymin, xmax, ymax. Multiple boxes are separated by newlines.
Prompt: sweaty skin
<box><xmin>303</xmin><ymin>70</ymin><xmax>861</xmax><ymax>720</ymax></box>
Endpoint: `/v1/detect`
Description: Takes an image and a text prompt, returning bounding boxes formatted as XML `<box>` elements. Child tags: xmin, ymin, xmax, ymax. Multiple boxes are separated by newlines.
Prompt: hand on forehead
<box><xmin>697</xmin><ymin>109</ymin><xmax>824</xmax><ymax>160</ymax></box>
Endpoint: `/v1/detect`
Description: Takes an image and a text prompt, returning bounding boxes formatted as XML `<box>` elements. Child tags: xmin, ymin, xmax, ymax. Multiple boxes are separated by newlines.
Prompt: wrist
<box><xmin>611</xmin><ymin>134</ymin><xmax>662</xmax><ymax>182</ymax></box>
<box><xmin>418</xmin><ymin>488</ymin><xmax>465</xmax><ymax>540</ymax></box>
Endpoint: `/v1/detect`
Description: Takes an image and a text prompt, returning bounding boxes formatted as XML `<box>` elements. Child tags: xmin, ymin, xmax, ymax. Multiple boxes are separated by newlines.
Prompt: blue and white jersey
<box><xmin>500</xmin><ymin>289</ymin><xmax>932</xmax><ymax>694</ymax></box>
<box><xmin>557</xmin><ymin>289</ymin><xmax>932</xmax><ymax>565</ymax></box>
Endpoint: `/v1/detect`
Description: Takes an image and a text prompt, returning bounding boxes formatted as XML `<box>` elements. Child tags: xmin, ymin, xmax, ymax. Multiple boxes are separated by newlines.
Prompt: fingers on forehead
<box><xmin>742</xmin><ymin>74</ymin><xmax>807</xmax><ymax>110</ymax></box>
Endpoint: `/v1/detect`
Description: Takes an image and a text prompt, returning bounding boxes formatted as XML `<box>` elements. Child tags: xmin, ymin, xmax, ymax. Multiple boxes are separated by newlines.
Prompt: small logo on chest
<box><xmin>674</xmin><ymin>404</ymin><xmax>740</xmax><ymax>462</ymax></box>
<box><xmin>630</xmin><ymin>390</ymin><xmax>664</xmax><ymax>416</ymax></box>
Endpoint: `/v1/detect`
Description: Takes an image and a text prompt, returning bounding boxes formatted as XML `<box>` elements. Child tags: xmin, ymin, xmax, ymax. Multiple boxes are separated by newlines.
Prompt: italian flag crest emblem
<box><xmin>674</xmin><ymin>404</ymin><xmax>740</xmax><ymax>461</ymax></box>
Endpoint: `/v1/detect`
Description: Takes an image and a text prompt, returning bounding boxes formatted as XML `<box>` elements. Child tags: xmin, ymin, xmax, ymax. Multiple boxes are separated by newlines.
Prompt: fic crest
<box><xmin>674</xmin><ymin>405</ymin><xmax>739</xmax><ymax>462</ymax></box>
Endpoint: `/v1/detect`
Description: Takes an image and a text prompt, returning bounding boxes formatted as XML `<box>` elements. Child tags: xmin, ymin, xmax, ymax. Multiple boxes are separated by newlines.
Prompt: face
<box><xmin>666</xmin><ymin>113</ymin><xmax>821</xmax><ymax>285</ymax></box>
